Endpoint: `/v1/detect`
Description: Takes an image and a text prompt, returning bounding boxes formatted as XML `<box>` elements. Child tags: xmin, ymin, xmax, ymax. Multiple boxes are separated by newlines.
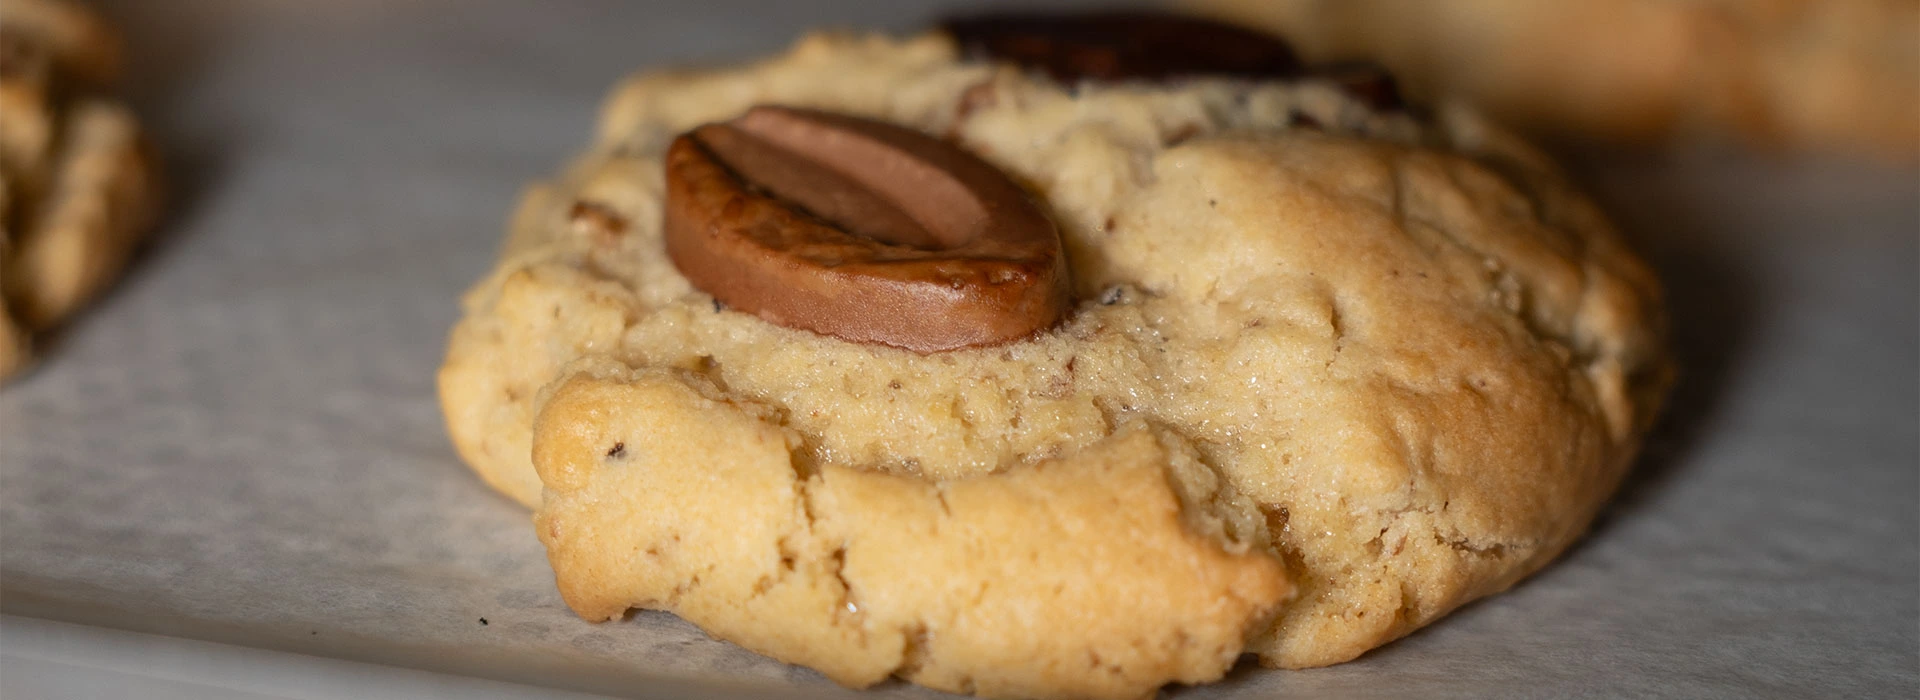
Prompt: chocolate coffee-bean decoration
<box><xmin>943</xmin><ymin>10</ymin><xmax>1303</xmax><ymax>82</ymax></box>
<box><xmin>663</xmin><ymin>106</ymin><xmax>1069</xmax><ymax>353</ymax></box>
<box><xmin>1309</xmin><ymin>61</ymin><xmax>1406</xmax><ymax>111</ymax></box>
<box><xmin>942</xmin><ymin>10</ymin><xmax>1407</xmax><ymax>110</ymax></box>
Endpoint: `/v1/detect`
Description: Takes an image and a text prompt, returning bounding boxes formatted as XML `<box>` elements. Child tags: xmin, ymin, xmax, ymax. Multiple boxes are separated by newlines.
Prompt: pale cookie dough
<box><xmin>0</xmin><ymin>0</ymin><xmax>160</xmax><ymax>379</ymax></box>
<box><xmin>1191</xmin><ymin>0</ymin><xmax>1920</xmax><ymax>158</ymax></box>
<box><xmin>438</xmin><ymin>31</ymin><xmax>1670</xmax><ymax>694</ymax></box>
<box><xmin>537</xmin><ymin>359</ymin><xmax>1288</xmax><ymax>699</ymax></box>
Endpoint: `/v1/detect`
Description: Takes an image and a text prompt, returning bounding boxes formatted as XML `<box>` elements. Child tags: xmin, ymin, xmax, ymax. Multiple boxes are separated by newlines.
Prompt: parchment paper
<box><xmin>2</xmin><ymin>1</ymin><xmax>1915</xmax><ymax>697</ymax></box>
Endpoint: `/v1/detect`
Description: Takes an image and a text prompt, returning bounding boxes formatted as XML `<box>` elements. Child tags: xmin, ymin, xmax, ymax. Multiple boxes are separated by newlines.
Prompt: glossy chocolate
<box><xmin>943</xmin><ymin>10</ymin><xmax>1303</xmax><ymax>82</ymax></box>
<box><xmin>942</xmin><ymin>10</ymin><xmax>1407</xmax><ymax>109</ymax></box>
<box><xmin>663</xmin><ymin>106</ymin><xmax>1069</xmax><ymax>353</ymax></box>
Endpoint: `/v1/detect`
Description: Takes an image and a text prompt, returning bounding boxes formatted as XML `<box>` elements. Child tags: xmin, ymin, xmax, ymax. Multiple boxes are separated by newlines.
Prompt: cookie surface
<box><xmin>0</xmin><ymin>0</ymin><xmax>160</xmax><ymax>380</ymax></box>
<box><xmin>1191</xmin><ymin>0</ymin><xmax>1920</xmax><ymax>157</ymax></box>
<box><xmin>535</xmin><ymin>359</ymin><xmax>1288</xmax><ymax>699</ymax></box>
<box><xmin>439</xmin><ymin>30</ymin><xmax>1669</xmax><ymax>695</ymax></box>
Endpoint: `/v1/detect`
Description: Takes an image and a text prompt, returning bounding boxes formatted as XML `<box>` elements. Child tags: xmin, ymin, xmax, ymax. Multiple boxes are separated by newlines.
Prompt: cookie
<box><xmin>0</xmin><ymin>233</ymin><xmax>25</xmax><ymax>376</ymax></box>
<box><xmin>0</xmin><ymin>0</ymin><xmax>160</xmax><ymax>380</ymax></box>
<box><xmin>0</xmin><ymin>0</ymin><xmax>121</xmax><ymax>88</ymax></box>
<box><xmin>1190</xmin><ymin>0</ymin><xmax>1920</xmax><ymax>157</ymax></box>
<box><xmin>438</xmin><ymin>15</ymin><xmax>1670</xmax><ymax>698</ymax></box>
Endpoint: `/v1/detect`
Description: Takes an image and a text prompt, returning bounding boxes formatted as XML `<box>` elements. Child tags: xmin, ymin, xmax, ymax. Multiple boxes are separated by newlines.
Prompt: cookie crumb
<box><xmin>954</xmin><ymin>80</ymin><xmax>999</xmax><ymax>124</ymax></box>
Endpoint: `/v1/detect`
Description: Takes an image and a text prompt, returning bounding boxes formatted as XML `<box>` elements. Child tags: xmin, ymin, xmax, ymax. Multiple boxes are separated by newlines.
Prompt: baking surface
<box><xmin>1</xmin><ymin>1</ymin><xmax>1914</xmax><ymax>698</ymax></box>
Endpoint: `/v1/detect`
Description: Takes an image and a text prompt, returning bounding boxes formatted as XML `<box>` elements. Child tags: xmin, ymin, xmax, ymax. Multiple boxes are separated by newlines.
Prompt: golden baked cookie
<box><xmin>439</xmin><ymin>16</ymin><xmax>1670</xmax><ymax>698</ymax></box>
<box><xmin>1190</xmin><ymin>0</ymin><xmax>1920</xmax><ymax>158</ymax></box>
<box><xmin>0</xmin><ymin>0</ymin><xmax>161</xmax><ymax>379</ymax></box>
<box><xmin>536</xmin><ymin>360</ymin><xmax>1288</xmax><ymax>699</ymax></box>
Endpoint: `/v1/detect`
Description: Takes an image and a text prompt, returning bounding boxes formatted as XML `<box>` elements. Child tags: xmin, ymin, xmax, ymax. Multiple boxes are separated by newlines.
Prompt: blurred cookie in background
<box><xmin>0</xmin><ymin>0</ymin><xmax>161</xmax><ymax>380</ymax></box>
<box><xmin>1190</xmin><ymin>0</ymin><xmax>1920</xmax><ymax>160</ymax></box>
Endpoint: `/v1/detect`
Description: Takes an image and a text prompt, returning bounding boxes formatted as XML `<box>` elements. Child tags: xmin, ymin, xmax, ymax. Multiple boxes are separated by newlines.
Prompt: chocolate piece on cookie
<box><xmin>439</xmin><ymin>13</ymin><xmax>1670</xmax><ymax>697</ymax></box>
<box><xmin>943</xmin><ymin>10</ymin><xmax>1304</xmax><ymax>82</ymax></box>
<box><xmin>664</xmin><ymin>106</ymin><xmax>1069</xmax><ymax>352</ymax></box>
<box><xmin>941</xmin><ymin>10</ymin><xmax>1410</xmax><ymax>112</ymax></box>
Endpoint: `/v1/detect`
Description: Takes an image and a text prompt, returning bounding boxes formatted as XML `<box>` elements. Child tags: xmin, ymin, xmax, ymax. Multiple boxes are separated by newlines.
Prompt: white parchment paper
<box><xmin>2</xmin><ymin>1</ymin><xmax>1914</xmax><ymax>697</ymax></box>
